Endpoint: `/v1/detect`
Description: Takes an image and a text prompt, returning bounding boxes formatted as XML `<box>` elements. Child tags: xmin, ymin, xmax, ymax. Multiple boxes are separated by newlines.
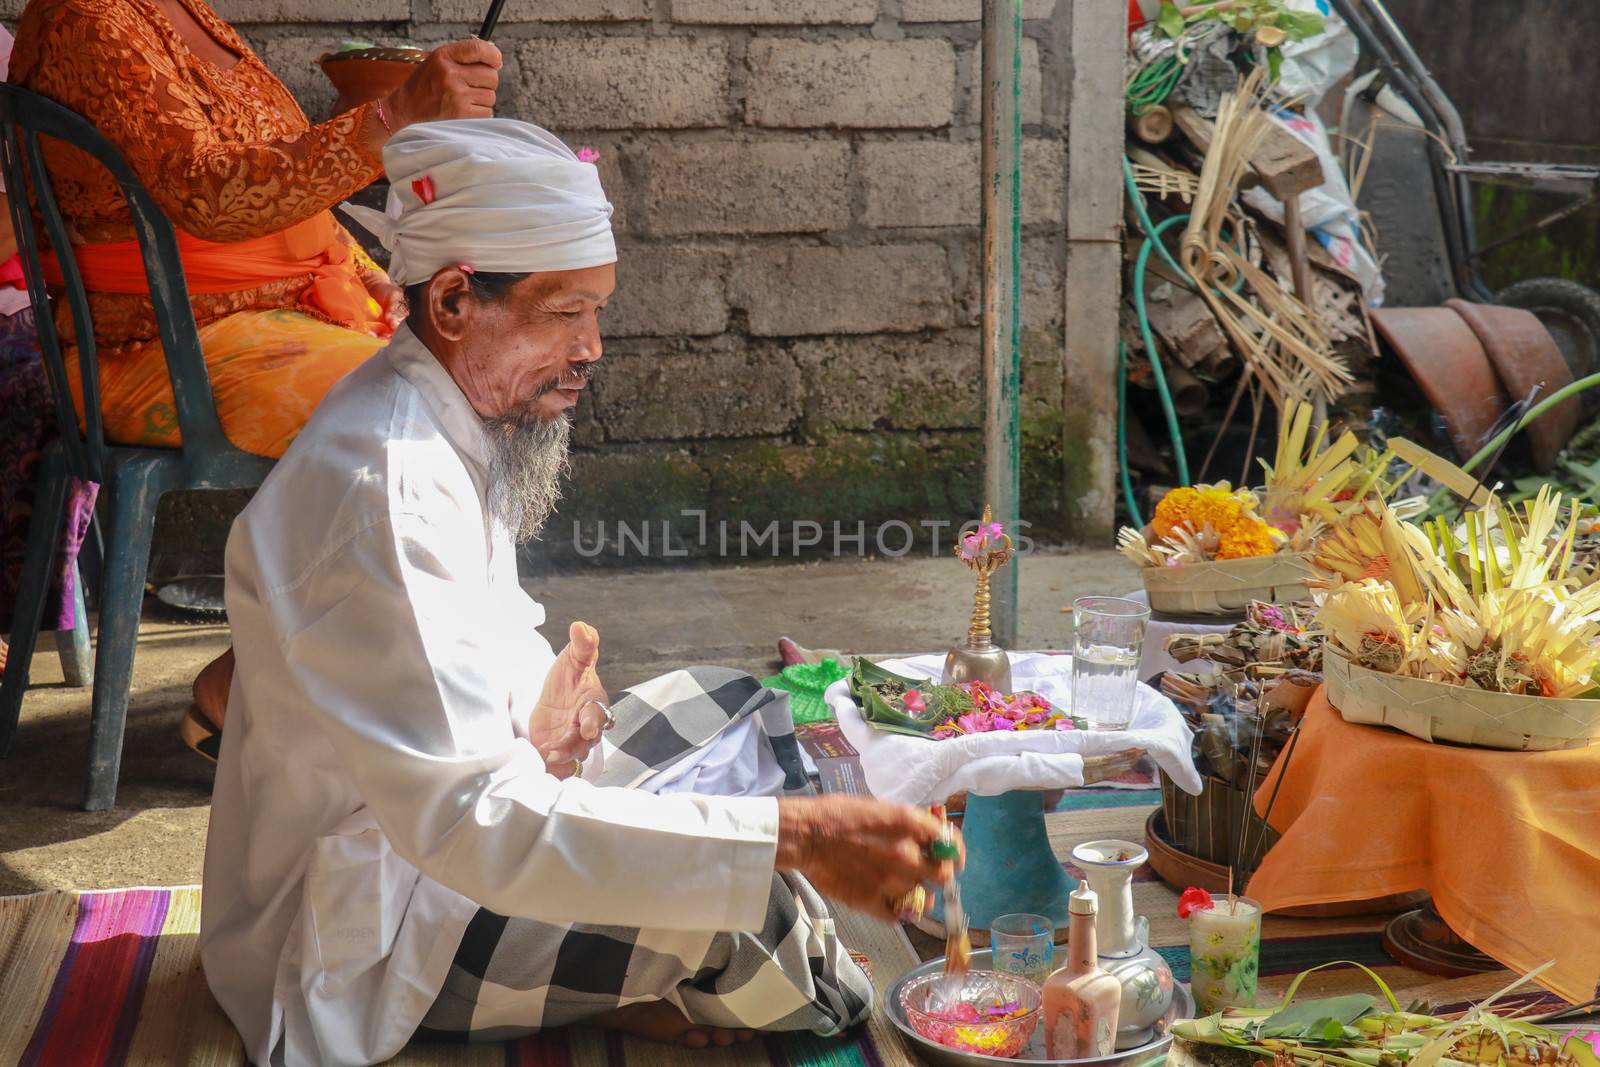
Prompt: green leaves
<box><xmin>848</xmin><ymin>658</ymin><xmax>939</xmax><ymax>736</ymax></box>
<box><xmin>1254</xmin><ymin>994</ymin><xmax>1377</xmax><ymax>1041</ymax></box>
<box><xmin>1153</xmin><ymin>0</ymin><xmax>1326</xmax><ymax>45</ymax></box>
<box><xmin>1157</xmin><ymin>1</ymin><xmax>1187</xmax><ymax>39</ymax></box>
<box><xmin>1281</xmin><ymin>10</ymin><xmax>1325</xmax><ymax>37</ymax></box>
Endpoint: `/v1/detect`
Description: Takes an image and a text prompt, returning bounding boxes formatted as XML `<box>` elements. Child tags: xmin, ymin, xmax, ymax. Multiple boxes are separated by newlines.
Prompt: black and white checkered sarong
<box><xmin>413</xmin><ymin>667</ymin><xmax>868</xmax><ymax>1042</ymax></box>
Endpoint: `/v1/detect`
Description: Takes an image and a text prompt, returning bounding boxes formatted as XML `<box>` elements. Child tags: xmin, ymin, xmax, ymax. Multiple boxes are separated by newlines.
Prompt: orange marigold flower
<box><xmin>1152</xmin><ymin>487</ymin><xmax>1202</xmax><ymax>540</ymax></box>
<box><xmin>1216</xmin><ymin>516</ymin><xmax>1277</xmax><ymax>560</ymax></box>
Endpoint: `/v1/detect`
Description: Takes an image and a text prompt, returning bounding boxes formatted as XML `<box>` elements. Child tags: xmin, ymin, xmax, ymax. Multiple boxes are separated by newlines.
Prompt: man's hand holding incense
<box><xmin>530</xmin><ymin>621</ymin><xmax>611</xmax><ymax>780</ymax></box>
<box><xmin>775</xmin><ymin>797</ymin><xmax>963</xmax><ymax>922</ymax></box>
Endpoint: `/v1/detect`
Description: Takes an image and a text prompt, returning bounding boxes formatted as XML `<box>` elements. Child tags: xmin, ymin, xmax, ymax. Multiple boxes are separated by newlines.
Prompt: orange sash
<box><xmin>44</xmin><ymin>211</ymin><xmax>386</xmax><ymax>334</ymax></box>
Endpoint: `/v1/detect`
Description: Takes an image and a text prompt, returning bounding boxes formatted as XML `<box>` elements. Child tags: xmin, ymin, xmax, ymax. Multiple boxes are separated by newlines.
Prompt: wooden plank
<box><xmin>1172</xmin><ymin>104</ymin><xmax>1324</xmax><ymax>199</ymax></box>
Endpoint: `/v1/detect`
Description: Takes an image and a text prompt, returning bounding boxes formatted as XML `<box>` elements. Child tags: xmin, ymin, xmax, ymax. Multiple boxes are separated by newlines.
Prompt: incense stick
<box><xmin>1245</xmin><ymin>722</ymin><xmax>1301</xmax><ymax>872</ymax></box>
<box><xmin>478</xmin><ymin>0</ymin><xmax>508</xmax><ymax>41</ymax></box>
<box><xmin>1233</xmin><ymin>710</ymin><xmax>1264</xmax><ymax>887</ymax></box>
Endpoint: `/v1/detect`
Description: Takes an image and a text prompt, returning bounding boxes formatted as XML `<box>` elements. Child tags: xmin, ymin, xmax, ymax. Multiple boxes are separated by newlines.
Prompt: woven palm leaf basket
<box><xmin>1142</xmin><ymin>553</ymin><xmax>1315</xmax><ymax>617</ymax></box>
<box><xmin>1323</xmin><ymin>650</ymin><xmax>1600</xmax><ymax>752</ymax></box>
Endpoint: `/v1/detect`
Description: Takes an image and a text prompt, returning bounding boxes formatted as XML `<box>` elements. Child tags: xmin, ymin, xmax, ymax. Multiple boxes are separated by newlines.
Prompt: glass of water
<box><xmin>1072</xmin><ymin>596</ymin><xmax>1150</xmax><ymax>730</ymax></box>
<box><xmin>990</xmin><ymin>912</ymin><xmax>1055</xmax><ymax>987</ymax></box>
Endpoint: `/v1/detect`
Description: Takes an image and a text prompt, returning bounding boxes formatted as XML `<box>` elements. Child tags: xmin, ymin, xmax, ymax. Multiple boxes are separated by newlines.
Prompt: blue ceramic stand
<box><xmin>931</xmin><ymin>790</ymin><xmax>1077</xmax><ymax>932</ymax></box>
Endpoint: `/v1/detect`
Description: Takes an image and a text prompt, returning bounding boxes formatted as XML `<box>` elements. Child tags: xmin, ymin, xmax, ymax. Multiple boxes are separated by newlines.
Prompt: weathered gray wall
<box><xmin>4</xmin><ymin>0</ymin><xmax>1121</xmax><ymax>573</ymax></box>
<box><xmin>227</xmin><ymin>0</ymin><xmax>1085</xmax><ymax>566</ymax></box>
<box><xmin>1380</xmin><ymin>0</ymin><xmax>1600</xmax><ymax>289</ymax></box>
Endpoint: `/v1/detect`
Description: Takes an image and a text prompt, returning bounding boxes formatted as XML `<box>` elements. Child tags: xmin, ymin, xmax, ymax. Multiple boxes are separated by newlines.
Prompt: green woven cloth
<box><xmin>761</xmin><ymin>658</ymin><xmax>850</xmax><ymax>724</ymax></box>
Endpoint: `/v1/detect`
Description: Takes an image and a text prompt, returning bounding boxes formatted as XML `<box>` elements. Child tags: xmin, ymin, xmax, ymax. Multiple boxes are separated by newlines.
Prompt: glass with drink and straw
<box><xmin>1072</xmin><ymin>596</ymin><xmax>1151</xmax><ymax>730</ymax></box>
<box><xmin>1182</xmin><ymin>888</ymin><xmax>1261</xmax><ymax>1015</ymax></box>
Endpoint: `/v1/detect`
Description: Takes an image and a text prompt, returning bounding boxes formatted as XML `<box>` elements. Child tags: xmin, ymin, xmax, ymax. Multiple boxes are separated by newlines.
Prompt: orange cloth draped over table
<box><xmin>10</xmin><ymin>0</ymin><xmax>395</xmax><ymax>459</ymax></box>
<box><xmin>1247</xmin><ymin>688</ymin><xmax>1600</xmax><ymax>1004</ymax></box>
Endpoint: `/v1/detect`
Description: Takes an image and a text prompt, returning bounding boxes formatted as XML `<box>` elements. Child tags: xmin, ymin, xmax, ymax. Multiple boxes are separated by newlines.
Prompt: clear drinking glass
<box><xmin>990</xmin><ymin>912</ymin><xmax>1055</xmax><ymax>987</ymax></box>
<box><xmin>1071</xmin><ymin>596</ymin><xmax>1150</xmax><ymax>730</ymax></box>
<box><xmin>1187</xmin><ymin>896</ymin><xmax>1261</xmax><ymax>1014</ymax></box>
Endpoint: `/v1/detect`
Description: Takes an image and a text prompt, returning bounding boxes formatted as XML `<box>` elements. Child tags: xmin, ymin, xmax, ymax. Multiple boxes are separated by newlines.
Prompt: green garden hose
<box><xmin>1128</xmin><ymin>54</ymin><xmax>1185</xmax><ymax>117</ymax></box>
<box><xmin>1132</xmin><ymin>214</ymin><xmax>1193</xmax><ymax>486</ymax></box>
<box><xmin>1118</xmin><ymin>340</ymin><xmax>1145</xmax><ymax>528</ymax></box>
<box><xmin>1463</xmin><ymin>373</ymin><xmax>1600</xmax><ymax>474</ymax></box>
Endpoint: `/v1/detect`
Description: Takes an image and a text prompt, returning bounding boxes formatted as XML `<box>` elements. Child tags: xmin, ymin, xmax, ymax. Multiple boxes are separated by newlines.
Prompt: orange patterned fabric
<box><xmin>64</xmin><ymin>310</ymin><xmax>384</xmax><ymax>458</ymax></box>
<box><xmin>10</xmin><ymin>0</ymin><xmax>394</xmax><ymax>456</ymax></box>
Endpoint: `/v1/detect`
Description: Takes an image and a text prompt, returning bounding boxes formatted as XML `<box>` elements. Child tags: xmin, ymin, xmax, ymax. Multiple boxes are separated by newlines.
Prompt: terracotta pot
<box><xmin>1445</xmin><ymin>298</ymin><xmax>1580</xmax><ymax>472</ymax></box>
<box><xmin>1372</xmin><ymin>306</ymin><xmax>1507</xmax><ymax>462</ymax></box>
<box><xmin>319</xmin><ymin>48</ymin><xmax>428</xmax><ymax>114</ymax></box>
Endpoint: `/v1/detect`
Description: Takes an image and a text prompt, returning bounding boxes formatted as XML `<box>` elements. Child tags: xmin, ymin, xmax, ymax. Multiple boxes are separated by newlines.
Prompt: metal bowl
<box><xmin>885</xmin><ymin>950</ymin><xmax>1194</xmax><ymax>1067</ymax></box>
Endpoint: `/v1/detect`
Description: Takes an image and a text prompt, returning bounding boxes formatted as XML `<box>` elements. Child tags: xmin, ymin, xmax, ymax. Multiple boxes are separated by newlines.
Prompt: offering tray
<box><xmin>885</xmin><ymin>950</ymin><xmax>1192</xmax><ymax>1067</ymax></box>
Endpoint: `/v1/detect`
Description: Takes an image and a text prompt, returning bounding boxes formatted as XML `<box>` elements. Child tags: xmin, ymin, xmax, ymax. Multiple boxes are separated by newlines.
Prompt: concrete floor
<box><xmin>0</xmin><ymin>548</ymin><xmax>1136</xmax><ymax>896</ymax></box>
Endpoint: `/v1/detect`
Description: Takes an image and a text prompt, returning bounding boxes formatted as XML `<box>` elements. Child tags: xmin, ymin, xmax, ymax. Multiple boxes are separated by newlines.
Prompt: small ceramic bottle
<box><xmin>1043</xmin><ymin>883</ymin><xmax>1122</xmax><ymax>1059</ymax></box>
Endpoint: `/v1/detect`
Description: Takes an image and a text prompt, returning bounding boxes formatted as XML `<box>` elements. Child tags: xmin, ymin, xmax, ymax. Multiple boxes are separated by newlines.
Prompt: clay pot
<box><xmin>1445</xmin><ymin>298</ymin><xmax>1580</xmax><ymax>472</ymax></box>
<box><xmin>319</xmin><ymin>48</ymin><xmax>428</xmax><ymax>114</ymax></box>
<box><xmin>1372</xmin><ymin>306</ymin><xmax>1508</xmax><ymax>462</ymax></box>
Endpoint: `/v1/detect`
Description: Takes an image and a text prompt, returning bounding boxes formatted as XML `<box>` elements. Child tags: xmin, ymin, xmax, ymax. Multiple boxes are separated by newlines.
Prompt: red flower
<box><xmin>411</xmin><ymin>175</ymin><xmax>437</xmax><ymax>205</ymax></box>
<box><xmin>1177</xmin><ymin>886</ymin><xmax>1215</xmax><ymax>919</ymax></box>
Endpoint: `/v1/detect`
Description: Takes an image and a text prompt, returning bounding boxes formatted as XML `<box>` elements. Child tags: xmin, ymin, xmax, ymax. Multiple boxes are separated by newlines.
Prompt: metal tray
<box><xmin>884</xmin><ymin>950</ymin><xmax>1192</xmax><ymax>1067</ymax></box>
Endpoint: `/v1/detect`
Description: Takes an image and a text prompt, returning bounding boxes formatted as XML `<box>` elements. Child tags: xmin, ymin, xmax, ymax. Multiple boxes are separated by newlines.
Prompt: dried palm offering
<box><xmin>1313</xmin><ymin>484</ymin><xmax>1600</xmax><ymax>697</ymax></box>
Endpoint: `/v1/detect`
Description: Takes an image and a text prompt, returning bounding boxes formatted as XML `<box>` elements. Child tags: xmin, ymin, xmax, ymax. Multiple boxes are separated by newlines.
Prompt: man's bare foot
<box><xmin>193</xmin><ymin>648</ymin><xmax>235</xmax><ymax>730</ymax></box>
<box><xmin>590</xmin><ymin>1001</ymin><xmax>756</xmax><ymax>1049</ymax></box>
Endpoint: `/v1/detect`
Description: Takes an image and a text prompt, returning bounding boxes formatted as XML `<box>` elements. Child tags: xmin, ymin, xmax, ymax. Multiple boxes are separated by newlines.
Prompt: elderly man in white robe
<box><xmin>198</xmin><ymin>119</ymin><xmax>958</xmax><ymax>1067</ymax></box>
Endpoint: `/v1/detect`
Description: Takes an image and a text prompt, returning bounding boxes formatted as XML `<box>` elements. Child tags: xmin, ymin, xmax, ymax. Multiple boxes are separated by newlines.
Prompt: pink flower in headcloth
<box><xmin>411</xmin><ymin>176</ymin><xmax>436</xmax><ymax>205</ymax></box>
<box><xmin>576</xmin><ymin>146</ymin><xmax>600</xmax><ymax>163</ymax></box>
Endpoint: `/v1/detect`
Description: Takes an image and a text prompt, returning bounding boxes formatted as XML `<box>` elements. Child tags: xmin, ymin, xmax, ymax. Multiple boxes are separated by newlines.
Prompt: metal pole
<box><xmin>980</xmin><ymin>0</ymin><xmax>1022</xmax><ymax>649</ymax></box>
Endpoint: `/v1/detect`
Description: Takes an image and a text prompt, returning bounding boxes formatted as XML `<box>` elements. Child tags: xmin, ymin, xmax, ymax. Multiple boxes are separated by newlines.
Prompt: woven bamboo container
<box><xmin>1324</xmin><ymin>651</ymin><xmax>1600</xmax><ymax>752</ymax></box>
<box><xmin>1141</xmin><ymin>553</ymin><xmax>1314</xmax><ymax>616</ymax></box>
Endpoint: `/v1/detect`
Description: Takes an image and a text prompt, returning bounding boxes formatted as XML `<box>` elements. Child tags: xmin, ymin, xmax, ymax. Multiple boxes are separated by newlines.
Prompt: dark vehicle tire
<box><xmin>1495</xmin><ymin>277</ymin><xmax>1600</xmax><ymax>415</ymax></box>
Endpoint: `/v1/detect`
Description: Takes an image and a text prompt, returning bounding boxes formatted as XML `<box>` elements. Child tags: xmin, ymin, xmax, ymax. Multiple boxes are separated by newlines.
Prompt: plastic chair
<box><xmin>0</xmin><ymin>85</ymin><xmax>274</xmax><ymax>811</ymax></box>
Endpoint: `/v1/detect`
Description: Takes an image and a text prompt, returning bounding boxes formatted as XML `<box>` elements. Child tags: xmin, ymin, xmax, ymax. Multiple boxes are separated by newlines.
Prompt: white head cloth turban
<box><xmin>341</xmin><ymin>118</ymin><xmax>615</xmax><ymax>286</ymax></box>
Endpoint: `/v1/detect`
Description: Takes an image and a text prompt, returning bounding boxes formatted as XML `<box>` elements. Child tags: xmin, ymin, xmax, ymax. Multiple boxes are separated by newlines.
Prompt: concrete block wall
<box><xmin>20</xmin><ymin>0</ymin><xmax>1097</xmax><ymax>565</ymax></box>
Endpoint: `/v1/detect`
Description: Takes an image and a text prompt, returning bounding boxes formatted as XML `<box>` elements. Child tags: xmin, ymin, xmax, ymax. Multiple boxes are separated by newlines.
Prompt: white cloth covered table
<box><xmin>1123</xmin><ymin>589</ymin><xmax>1238</xmax><ymax>680</ymax></box>
<box><xmin>825</xmin><ymin>652</ymin><xmax>1202</xmax><ymax>807</ymax></box>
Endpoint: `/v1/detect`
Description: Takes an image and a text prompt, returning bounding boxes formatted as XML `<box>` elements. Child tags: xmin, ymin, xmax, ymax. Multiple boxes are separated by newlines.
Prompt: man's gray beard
<box><xmin>481</xmin><ymin>412</ymin><xmax>572</xmax><ymax>544</ymax></box>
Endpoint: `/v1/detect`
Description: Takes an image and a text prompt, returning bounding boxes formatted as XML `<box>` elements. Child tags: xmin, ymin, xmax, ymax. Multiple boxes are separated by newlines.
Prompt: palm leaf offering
<box><xmin>1122</xmin><ymin>402</ymin><xmax>1399</xmax><ymax>571</ymax></box>
<box><xmin>1259</xmin><ymin>400</ymin><xmax>1399</xmax><ymax>538</ymax></box>
<box><xmin>848</xmin><ymin>658</ymin><xmax>963</xmax><ymax>737</ymax></box>
<box><xmin>848</xmin><ymin>658</ymin><xmax>1086</xmax><ymax>738</ymax></box>
<box><xmin>1310</xmin><ymin>442</ymin><xmax>1600</xmax><ymax>698</ymax></box>
<box><xmin>1172</xmin><ymin>963</ymin><xmax>1600</xmax><ymax>1067</ymax></box>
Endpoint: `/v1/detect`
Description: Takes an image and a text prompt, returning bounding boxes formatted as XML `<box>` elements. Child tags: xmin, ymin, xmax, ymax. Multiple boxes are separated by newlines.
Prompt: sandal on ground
<box><xmin>181</xmin><ymin>704</ymin><xmax>222</xmax><ymax>763</ymax></box>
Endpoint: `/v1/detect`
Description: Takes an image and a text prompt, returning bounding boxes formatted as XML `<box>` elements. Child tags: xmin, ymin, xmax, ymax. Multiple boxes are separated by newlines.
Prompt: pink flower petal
<box><xmin>576</xmin><ymin>146</ymin><xmax>601</xmax><ymax>163</ymax></box>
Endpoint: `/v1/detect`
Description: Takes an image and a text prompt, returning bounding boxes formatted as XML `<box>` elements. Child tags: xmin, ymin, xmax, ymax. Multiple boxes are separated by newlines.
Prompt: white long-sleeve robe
<box><xmin>200</xmin><ymin>326</ymin><xmax>781</xmax><ymax>1067</ymax></box>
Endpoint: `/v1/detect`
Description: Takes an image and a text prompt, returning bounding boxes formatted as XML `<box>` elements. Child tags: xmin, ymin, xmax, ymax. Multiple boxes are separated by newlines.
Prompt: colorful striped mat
<box><xmin>0</xmin><ymin>884</ymin><xmax>922</xmax><ymax>1067</ymax></box>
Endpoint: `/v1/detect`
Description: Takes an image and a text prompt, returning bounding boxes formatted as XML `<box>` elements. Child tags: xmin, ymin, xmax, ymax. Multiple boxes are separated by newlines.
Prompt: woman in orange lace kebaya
<box><xmin>10</xmin><ymin>0</ymin><xmax>501</xmax><ymax>457</ymax></box>
<box><xmin>9</xmin><ymin>0</ymin><xmax>501</xmax><ymax>751</ymax></box>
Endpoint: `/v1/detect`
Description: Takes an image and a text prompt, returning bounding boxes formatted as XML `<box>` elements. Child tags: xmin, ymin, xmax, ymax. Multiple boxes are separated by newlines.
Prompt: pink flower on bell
<box><xmin>902</xmin><ymin>689</ymin><xmax>926</xmax><ymax>714</ymax></box>
<box><xmin>411</xmin><ymin>175</ymin><xmax>436</xmax><ymax>205</ymax></box>
<box><xmin>576</xmin><ymin>146</ymin><xmax>601</xmax><ymax>163</ymax></box>
<box><xmin>983</xmin><ymin>521</ymin><xmax>1004</xmax><ymax>538</ymax></box>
